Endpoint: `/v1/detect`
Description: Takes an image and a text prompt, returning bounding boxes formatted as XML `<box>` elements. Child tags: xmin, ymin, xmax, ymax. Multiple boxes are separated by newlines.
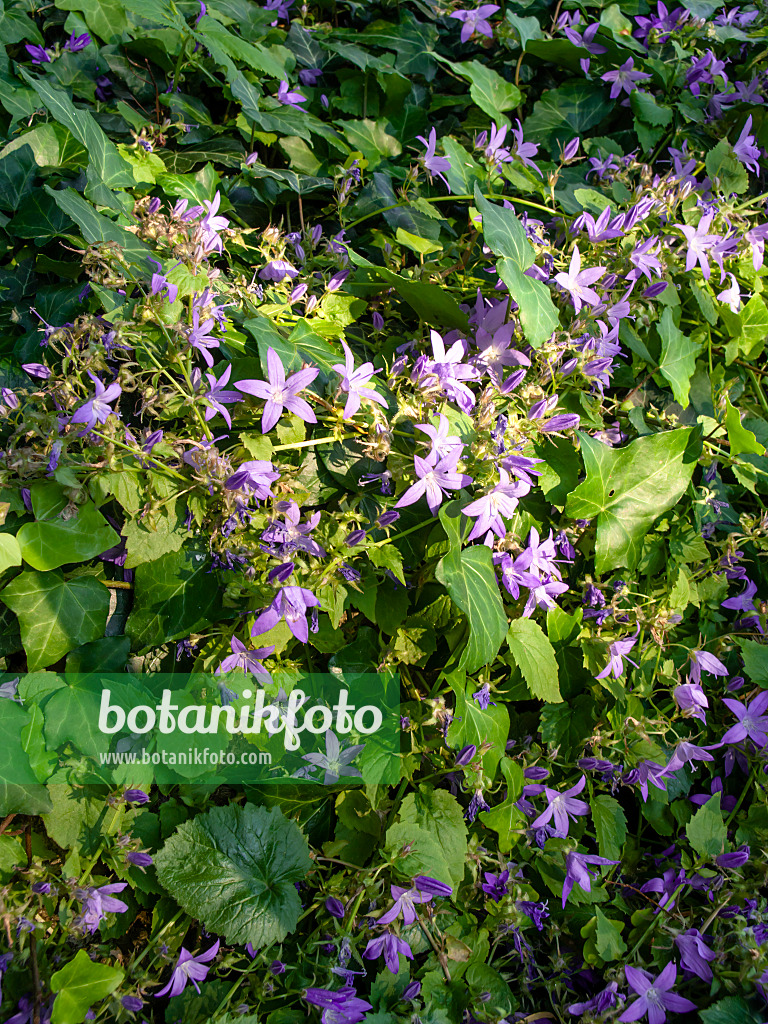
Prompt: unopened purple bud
<box><xmin>377</xmin><ymin>511</ymin><xmax>400</xmax><ymax>527</ymax></box>
<box><xmin>560</xmin><ymin>357</ymin><xmax>578</xmax><ymax>376</ymax></box>
<box><xmin>290</xmin><ymin>283</ymin><xmax>308</xmax><ymax>303</ymax></box>
<box><xmin>123</xmin><ymin>789</ymin><xmax>149</xmax><ymax>804</ymax></box>
<box><xmin>325</xmin><ymin>897</ymin><xmax>345</xmax><ymax>919</ymax></box>
<box><xmin>528</xmin><ymin>396</ymin><xmax>557</xmax><ymax>420</ymax></box>
<box><xmin>143</xmin><ymin>430</ymin><xmax>163</xmax><ymax>453</ymax></box>
<box><xmin>716</xmin><ymin>846</ymin><xmax>750</xmax><ymax>868</ymax></box>
<box><xmin>32</xmin><ymin>882</ymin><xmax>51</xmax><ymax>894</ymax></box>
<box><xmin>121</xmin><ymin>996</ymin><xmax>143</xmax><ymax>1012</ymax></box>
<box><xmin>413</xmin><ymin>875</ymin><xmax>453</xmax><ymax>897</ymax></box>
<box><xmin>402</xmin><ymin>981</ymin><xmax>421</xmax><ymax>1001</ymax></box>
<box><xmin>269</xmin><ymin>960</ymin><xmax>286</xmax><ymax>975</ymax></box>
<box><xmin>563</xmin><ymin>137</ymin><xmax>580</xmax><ymax>161</ymax></box>
<box><xmin>127</xmin><ymin>851</ymin><xmax>153</xmax><ymax>867</ymax></box>
<box><xmin>644</xmin><ymin>281</ymin><xmax>668</xmax><ymax>298</ymax></box>
<box><xmin>540</xmin><ymin>414</ymin><xmax>580</xmax><ymax>432</ymax></box>
<box><xmin>147</xmin><ymin>197</ymin><xmax>161</xmax><ymax>214</ymax></box>
<box><xmin>321</xmin><ymin>94</ymin><xmax>329</xmax><ymax>109</ymax></box>
<box><xmin>268</xmin><ymin>561</ymin><xmax>295</xmax><ymax>584</ymax></box>
<box><xmin>523</xmin><ymin>766</ymin><xmax>550</xmax><ymax>780</ymax></box>
<box><xmin>22</xmin><ymin>363</ymin><xmax>52</xmax><ymax>379</ymax></box>
<box><xmin>20</xmin><ymin>487</ymin><xmax>32</xmax><ymax>513</ymax></box>
<box><xmin>476</xmin><ymin>131</ymin><xmax>488</xmax><ymax>149</ymax></box>
<box><xmin>306</xmin><ymin>295</ymin><xmax>318</xmax><ymax>314</ymax></box>
<box><xmin>500</xmin><ymin>368</ymin><xmax>527</xmax><ymax>393</ymax></box>
<box><xmin>2</xmin><ymin>389</ymin><xmax>18</xmax><ymax>409</ymax></box>
<box><xmin>345</xmin><ymin>529</ymin><xmax>367</xmax><ymax>546</ymax></box>
<box><xmin>455</xmin><ymin>744</ymin><xmax>477</xmax><ymax>767</ymax></box>
<box><xmin>372</xmin><ymin>311</ymin><xmax>384</xmax><ymax>331</ymax></box>
<box><xmin>246</xmin><ymin>151</ymin><xmax>259</xmax><ymax>165</ymax></box>
<box><xmin>311</xmin><ymin>225</ymin><xmax>323</xmax><ymax>246</ymax></box>
<box><xmin>327</xmin><ymin>269</ymin><xmax>349</xmax><ymax>292</ymax></box>
<box><xmin>728</xmin><ymin>676</ymin><xmax>745</xmax><ymax>691</ymax></box>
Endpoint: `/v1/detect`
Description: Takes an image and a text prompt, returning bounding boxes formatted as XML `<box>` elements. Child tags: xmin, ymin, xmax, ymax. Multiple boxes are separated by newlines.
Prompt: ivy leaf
<box><xmin>0</xmin><ymin>534</ymin><xmax>21</xmax><ymax>574</ymax></box>
<box><xmin>522</xmin><ymin>80</ymin><xmax>612</xmax><ymax>150</ymax></box>
<box><xmin>17</xmin><ymin>501</ymin><xmax>119</xmax><ymax>571</ymax></box>
<box><xmin>686</xmin><ymin>793</ymin><xmax>727</xmax><ymax>860</ymax></box>
<box><xmin>0</xmin><ymin>570</ymin><xmax>110</xmax><ymax>670</ymax></box>
<box><xmin>473</xmin><ymin>187</ymin><xmax>559</xmax><ymax>347</ymax></box>
<box><xmin>436</xmin><ymin>510</ymin><xmax>507</xmax><ymax>673</ymax></box>
<box><xmin>591</xmin><ymin>795</ymin><xmax>628</xmax><ymax>861</ymax></box>
<box><xmin>565</xmin><ymin>428</ymin><xmax>701</xmax><ymax>572</ymax></box>
<box><xmin>51</xmin><ymin>949</ymin><xmax>124</xmax><ymax>1024</ymax></box>
<box><xmin>154</xmin><ymin>803</ymin><xmax>311</xmax><ymax>948</ymax></box>
<box><xmin>725</xmin><ymin>396</ymin><xmax>765</xmax><ymax>456</ymax></box>
<box><xmin>507</xmin><ymin>618</ymin><xmax>561</xmax><ymax>702</ymax></box>
<box><xmin>657</xmin><ymin>308</ymin><xmax>701</xmax><ymax>408</ymax></box>
<box><xmin>0</xmin><ymin>700</ymin><xmax>52</xmax><ymax>814</ymax></box>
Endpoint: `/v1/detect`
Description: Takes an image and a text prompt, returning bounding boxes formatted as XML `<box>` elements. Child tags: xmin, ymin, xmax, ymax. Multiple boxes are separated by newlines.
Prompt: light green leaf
<box><xmin>686</xmin><ymin>792</ymin><xmax>727</xmax><ymax>860</ymax></box>
<box><xmin>51</xmin><ymin>949</ymin><xmax>124</xmax><ymax>1024</ymax></box>
<box><xmin>506</xmin><ymin>618</ymin><xmax>561</xmax><ymax>702</ymax></box>
<box><xmin>737</xmin><ymin>638</ymin><xmax>768</xmax><ymax>686</ymax></box>
<box><xmin>0</xmin><ymin>534</ymin><xmax>21</xmax><ymax>574</ymax></box>
<box><xmin>657</xmin><ymin>307</ymin><xmax>701</xmax><ymax>408</ymax></box>
<box><xmin>705</xmin><ymin>139</ymin><xmax>749</xmax><ymax>195</ymax></box>
<box><xmin>478</xmin><ymin>757</ymin><xmax>526</xmax><ymax>851</ymax></box>
<box><xmin>725</xmin><ymin>396</ymin><xmax>765</xmax><ymax>456</ymax></box>
<box><xmin>565</xmin><ymin>428</ymin><xmax>701</xmax><ymax>572</ymax></box>
<box><xmin>721</xmin><ymin>295</ymin><xmax>768</xmax><ymax>361</ymax></box>
<box><xmin>591</xmin><ymin>795</ymin><xmax>628</xmax><ymax>861</ymax></box>
<box><xmin>385</xmin><ymin>786</ymin><xmax>467</xmax><ymax>889</ymax></box>
<box><xmin>436</xmin><ymin>506</ymin><xmax>507</xmax><ymax>673</ymax></box>
<box><xmin>446</xmin><ymin>670</ymin><xmax>509</xmax><ymax>781</ymax></box>
<box><xmin>594</xmin><ymin>907</ymin><xmax>627</xmax><ymax>961</ymax></box>
<box><xmin>447</xmin><ymin>59</ymin><xmax>521</xmax><ymax>125</ymax></box>
<box><xmin>0</xmin><ymin>571</ymin><xmax>110</xmax><ymax>670</ymax></box>
<box><xmin>154</xmin><ymin>803</ymin><xmax>311</xmax><ymax>947</ymax></box>
<box><xmin>17</xmin><ymin>501</ymin><xmax>119</xmax><ymax>571</ymax></box>
<box><xmin>0</xmin><ymin>700</ymin><xmax>52</xmax><ymax>814</ymax></box>
<box><xmin>441</xmin><ymin>136</ymin><xmax>484</xmax><ymax>196</ymax></box>
<box><xmin>342</xmin><ymin>119</ymin><xmax>402</xmax><ymax>169</ymax></box>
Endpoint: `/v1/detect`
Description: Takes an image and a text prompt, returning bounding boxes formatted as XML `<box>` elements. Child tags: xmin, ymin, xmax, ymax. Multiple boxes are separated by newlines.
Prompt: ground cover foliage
<box><xmin>0</xmin><ymin>0</ymin><xmax>767</xmax><ymax>1020</ymax></box>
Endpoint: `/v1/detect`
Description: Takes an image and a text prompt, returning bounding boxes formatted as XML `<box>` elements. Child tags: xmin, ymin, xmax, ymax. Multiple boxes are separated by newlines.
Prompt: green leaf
<box><xmin>368</xmin><ymin>544</ymin><xmax>406</xmax><ymax>586</ymax></box>
<box><xmin>705</xmin><ymin>139</ymin><xmax>749</xmax><ymax>195</ymax></box>
<box><xmin>55</xmin><ymin>0</ymin><xmax>129</xmax><ymax>42</ymax></box>
<box><xmin>629</xmin><ymin>90</ymin><xmax>672</xmax><ymax>127</ymax></box>
<box><xmin>446</xmin><ymin>59</ymin><xmax>521</xmax><ymax>125</ymax></box>
<box><xmin>123</xmin><ymin>514</ymin><xmax>186</xmax><ymax>568</ymax></box>
<box><xmin>0</xmin><ymin>570</ymin><xmax>110</xmax><ymax>670</ymax></box>
<box><xmin>593</xmin><ymin>907</ymin><xmax>627</xmax><ymax>961</ymax></box>
<box><xmin>473</xmin><ymin>187</ymin><xmax>559</xmax><ymax>347</ymax></box>
<box><xmin>0</xmin><ymin>700</ymin><xmax>52</xmax><ymax>814</ymax></box>
<box><xmin>17</xmin><ymin>501</ymin><xmax>119</xmax><ymax>571</ymax></box>
<box><xmin>195</xmin><ymin>16</ymin><xmax>288</xmax><ymax>79</ymax></box>
<box><xmin>522</xmin><ymin>81</ymin><xmax>612</xmax><ymax>150</ymax></box>
<box><xmin>686</xmin><ymin>792</ymin><xmax>727</xmax><ymax>860</ymax></box>
<box><xmin>44</xmin><ymin>186</ymin><xmax>153</xmax><ymax>269</ymax></box>
<box><xmin>591</xmin><ymin>795</ymin><xmax>628</xmax><ymax>861</ymax></box>
<box><xmin>44</xmin><ymin>680</ymin><xmax>110</xmax><ymax>758</ymax></box>
<box><xmin>446</xmin><ymin>671</ymin><xmax>509</xmax><ymax>781</ymax></box>
<box><xmin>385</xmin><ymin>786</ymin><xmax>467</xmax><ymax>889</ymax></box>
<box><xmin>0</xmin><ymin>142</ymin><xmax>37</xmax><ymax>213</ymax></box>
<box><xmin>506</xmin><ymin>618</ymin><xmax>561</xmax><ymax>702</ymax></box>
<box><xmin>154</xmin><ymin>803</ymin><xmax>311</xmax><ymax>947</ymax></box>
<box><xmin>657</xmin><ymin>307</ymin><xmax>701</xmax><ymax>408</ymax></box>
<box><xmin>441</xmin><ymin>136</ymin><xmax>484</xmax><ymax>196</ymax></box>
<box><xmin>51</xmin><ymin>949</ymin><xmax>124</xmax><ymax>1024</ymax></box>
<box><xmin>725</xmin><ymin>397</ymin><xmax>766</xmax><ymax>456</ymax></box>
<box><xmin>721</xmin><ymin>295</ymin><xmax>768</xmax><ymax>361</ymax></box>
<box><xmin>436</xmin><ymin>507</ymin><xmax>507</xmax><ymax>673</ymax></box>
<box><xmin>0</xmin><ymin>533</ymin><xmax>21</xmax><ymax>574</ymax></box>
<box><xmin>342</xmin><ymin>119</ymin><xmax>402</xmax><ymax>169</ymax></box>
<box><xmin>737</xmin><ymin>638</ymin><xmax>768</xmax><ymax>686</ymax></box>
<box><xmin>700</xmin><ymin>996</ymin><xmax>765</xmax><ymax>1024</ymax></box>
<box><xmin>534</xmin><ymin>436</ymin><xmax>581</xmax><ymax>506</ymax></box>
<box><xmin>564</xmin><ymin>428</ymin><xmax>701</xmax><ymax>572</ymax></box>
<box><xmin>477</xmin><ymin>757</ymin><xmax>526</xmax><ymax>852</ymax></box>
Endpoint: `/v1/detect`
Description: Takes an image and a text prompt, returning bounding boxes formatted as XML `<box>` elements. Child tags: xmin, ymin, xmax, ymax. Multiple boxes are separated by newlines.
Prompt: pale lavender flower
<box><xmin>721</xmin><ymin>691</ymin><xmax>768</xmax><ymax>747</ymax></box>
<box><xmin>259</xmin><ymin>260</ymin><xmax>299</xmax><ymax>282</ymax></box>
<box><xmin>70</xmin><ymin>372</ymin><xmax>121</xmax><ymax>432</ymax></box>
<box><xmin>717</xmin><ymin>274</ymin><xmax>742</xmax><ymax>313</ymax></box>
<box><xmin>554</xmin><ymin>246</ymin><xmax>605</xmax><ymax>312</ymax></box>
<box><xmin>304</xmin><ymin>986</ymin><xmax>372</xmax><ymax>1024</ymax></box>
<box><xmin>395</xmin><ymin>450</ymin><xmax>472</xmax><ymax>515</ymax></box>
<box><xmin>673</xmin><ymin>682</ymin><xmax>708</xmax><ymax>723</ymax></box>
<box><xmin>276</xmin><ymin>81</ymin><xmax>306</xmax><ymax>109</ymax></box>
<box><xmin>77</xmin><ymin>883</ymin><xmax>128</xmax><ymax>933</ymax></box>
<box><xmin>332</xmin><ymin>340</ymin><xmax>387</xmax><ymax>418</ymax></box>
<box><xmin>378</xmin><ymin>884</ymin><xmax>433</xmax><ymax>925</ymax></box>
<box><xmin>416</xmin><ymin>128</ymin><xmax>452</xmax><ymax>190</ymax></box>
<box><xmin>510</xmin><ymin>120</ymin><xmax>541</xmax><ymax>175</ymax></box>
<box><xmin>462</xmin><ymin>469</ymin><xmax>530</xmax><ymax>541</ymax></box>
<box><xmin>688</xmin><ymin>649</ymin><xmax>728</xmax><ymax>685</ymax></box>
<box><xmin>562</xmin><ymin>852</ymin><xmax>619</xmax><ymax>907</ymax></box>
<box><xmin>187</xmin><ymin>310</ymin><xmax>220</xmax><ymax>367</ymax></box>
<box><xmin>595</xmin><ymin>629</ymin><xmax>640</xmax><ymax>679</ymax></box>
<box><xmin>601</xmin><ymin>58</ymin><xmax>651</xmax><ymax>99</ymax></box>
<box><xmin>225</xmin><ymin>459</ymin><xmax>280</xmax><ymax>499</ymax></box>
<box><xmin>154</xmin><ymin>940</ymin><xmax>220</xmax><ymax>998</ymax></box>
<box><xmin>199</xmin><ymin>191</ymin><xmax>229</xmax><ymax>254</ymax></box>
<box><xmin>675</xmin><ymin>929</ymin><xmax>716</xmax><ymax>982</ymax></box>
<box><xmin>661</xmin><ymin>740</ymin><xmax>715</xmax><ymax>776</ymax></box>
<box><xmin>675</xmin><ymin>213</ymin><xmax>718</xmax><ymax>280</ymax></box>
<box><xmin>414</xmin><ymin>413</ymin><xmax>463</xmax><ymax>460</ymax></box>
<box><xmin>203</xmin><ymin>364</ymin><xmax>243</xmax><ymax>427</ymax></box>
<box><xmin>217</xmin><ymin>636</ymin><xmax>274</xmax><ymax>680</ymax></box>
<box><xmin>301</xmin><ymin>730</ymin><xmax>364</xmax><ymax>784</ymax></box>
<box><xmin>619</xmin><ymin>964</ymin><xmax>696</xmax><ymax>1023</ymax></box>
<box><xmin>733</xmin><ymin>114</ymin><xmax>761</xmax><ymax>173</ymax></box>
<box><xmin>449</xmin><ymin>4</ymin><xmax>499</xmax><ymax>42</ymax></box>
<box><xmin>235</xmin><ymin>347</ymin><xmax>318</xmax><ymax>433</ymax></box>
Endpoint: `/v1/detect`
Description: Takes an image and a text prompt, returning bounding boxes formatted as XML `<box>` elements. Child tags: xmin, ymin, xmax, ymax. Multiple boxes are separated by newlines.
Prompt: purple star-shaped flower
<box><xmin>618</xmin><ymin>963</ymin><xmax>696</xmax><ymax>1023</ymax></box>
<box><xmin>601</xmin><ymin>58</ymin><xmax>651</xmax><ymax>99</ymax></box>
<box><xmin>395</xmin><ymin>450</ymin><xmax>472</xmax><ymax>515</ymax></box>
<box><xmin>203</xmin><ymin>364</ymin><xmax>243</xmax><ymax>428</ymax></box>
<box><xmin>721</xmin><ymin>690</ymin><xmax>768</xmax><ymax>747</ymax></box>
<box><xmin>235</xmin><ymin>347</ymin><xmax>318</xmax><ymax>433</ymax></box>
<box><xmin>416</xmin><ymin>128</ymin><xmax>452</xmax><ymax>191</ymax></box>
<box><xmin>378</xmin><ymin>884</ymin><xmax>433</xmax><ymax>925</ymax></box>
<box><xmin>332</xmin><ymin>340</ymin><xmax>387</xmax><ymax>419</ymax></box>
<box><xmin>251</xmin><ymin>585</ymin><xmax>320</xmax><ymax>644</ymax></box>
<box><xmin>462</xmin><ymin>469</ymin><xmax>530</xmax><ymax>542</ymax></box>
<box><xmin>187</xmin><ymin>309</ymin><xmax>220</xmax><ymax>367</ymax></box>
<box><xmin>554</xmin><ymin>245</ymin><xmax>606</xmax><ymax>313</ymax></box>
<box><xmin>276</xmin><ymin>81</ymin><xmax>306</xmax><ymax>109</ymax></box>
<box><xmin>217</xmin><ymin>636</ymin><xmax>274</xmax><ymax>680</ymax></box>
<box><xmin>674</xmin><ymin>213</ymin><xmax>718</xmax><ymax>280</ymax></box>
<box><xmin>154</xmin><ymin>940</ymin><xmax>220</xmax><ymax>999</ymax></box>
<box><xmin>675</xmin><ymin>929</ymin><xmax>716</xmax><ymax>982</ymax></box>
<box><xmin>70</xmin><ymin>371</ymin><xmax>122</xmax><ymax>432</ymax></box>
<box><xmin>449</xmin><ymin>4</ymin><xmax>499</xmax><ymax>42</ymax></box>
<box><xmin>562</xmin><ymin>851</ymin><xmax>619</xmax><ymax>907</ymax></box>
<box><xmin>595</xmin><ymin>629</ymin><xmax>640</xmax><ymax>679</ymax></box>
<box><xmin>363</xmin><ymin>933</ymin><xmax>413</xmax><ymax>974</ymax></box>
<box><xmin>531</xmin><ymin>775</ymin><xmax>590</xmax><ymax>837</ymax></box>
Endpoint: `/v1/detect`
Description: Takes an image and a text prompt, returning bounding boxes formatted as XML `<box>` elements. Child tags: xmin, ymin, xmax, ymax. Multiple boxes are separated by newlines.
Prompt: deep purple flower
<box><xmin>235</xmin><ymin>347</ymin><xmax>318</xmax><ymax>433</ymax></box>
<box><xmin>65</xmin><ymin>31</ymin><xmax>91</xmax><ymax>51</ymax></box>
<box><xmin>518</xmin><ymin>899</ymin><xmax>550</xmax><ymax>930</ymax></box>
<box><xmin>251</xmin><ymin>586</ymin><xmax>320</xmax><ymax>644</ymax></box>
<box><xmin>562</xmin><ymin>852</ymin><xmax>619</xmax><ymax>906</ymax></box>
<box><xmin>121</xmin><ymin>995</ymin><xmax>144</xmax><ymax>1013</ymax></box>
<box><xmin>299</xmin><ymin>68</ymin><xmax>322</xmax><ymax>86</ymax></box>
<box><xmin>126</xmin><ymin>851</ymin><xmax>153</xmax><ymax>868</ymax></box>
<box><xmin>412</xmin><ymin>875</ymin><xmax>452</xmax><ymax>897</ymax></box>
<box><xmin>619</xmin><ymin>963</ymin><xmax>696</xmax><ymax>1023</ymax></box>
<box><xmin>675</xmin><ymin>929</ymin><xmax>716</xmax><ymax>982</ymax></box>
<box><xmin>455</xmin><ymin>744</ymin><xmax>478</xmax><ymax>766</ymax></box>
<box><xmin>402</xmin><ymin>981</ymin><xmax>421</xmax><ymax>1001</ymax></box>
<box><xmin>688</xmin><ymin>649</ymin><xmax>728</xmax><ymax>685</ymax></box>
<box><xmin>218</xmin><ymin>636</ymin><xmax>274</xmax><ymax>680</ymax></box>
<box><xmin>124</xmin><ymin>789</ymin><xmax>149</xmax><ymax>804</ymax></box>
<box><xmin>569</xmin><ymin>981</ymin><xmax>622</xmax><ymax>1016</ymax></box>
<box><xmin>733</xmin><ymin>114</ymin><xmax>761</xmax><ymax>174</ymax></box>
<box><xmin>661</xmin><ymin>741</ymin><xmax>715</xmax><ymax>776</ymax></box>
<box><xmin>25</xmin><ymin>44</ymin><xmax>52</xmax><ymax>64</ymax></box>
<box><xmin>481</xmin><ymin>869</ymin><xmax>510</xmax><ymax>901</ymax></box>
<box><xmin>276</xmin><ymin>81</ymin><xmax>306</xmax><ymax>109</ymax></box>
<box><xmin>715</xmin><ymin>845</ymin><xmax>750</xmax><ymax>868</ymax></box>
<box><xmin>378</xmin><ymin>884</ymin><xmax>433</xmax><ymax>925</ymax></box>
<box><xmin>304</xmin><ymin>986</ymin><xmax>372</xmax><ymax>1024</ymax></box>
<box><xmin>510</xmin><ymin>119</ymin><xmax>541</xmax><ymax>175</ymax></box>
<box><xmin>154</xmin><ymin>940</ymin><xmax>220</xmax><ymax>998</ymax></box>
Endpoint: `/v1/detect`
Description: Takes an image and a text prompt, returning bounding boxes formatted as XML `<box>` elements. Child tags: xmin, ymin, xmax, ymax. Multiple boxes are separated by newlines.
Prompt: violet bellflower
<box><xmin>675</xmin><ymin>213</ymin><xmax>719</xmax><ymax>280</ymax></box>
<box><xmin>461</xmin><ymin>469</ymin><xmax>530</xmax><ymax>542</ymax></box>
<box><xmin>217</xmin><ymin>636</ymin><xmax>274</xmax><ymax>681</ymax></box>
<box><xmin>378</xmin><ymin>884</ymin><xmax>433</xmax><ymax>925</ymax></box>
<box><xmin>673</xmin><ymin>682</ymin><xmax>708</xmax><ymax>723</ymax></box>
<box><xmin>251</xmin><ymin>586</ymin><xmax>320</xmax><ymax>644</ymax></box>
<box><xmin>332</xmin><ymin>340</ymin><xmax>387</xmax><ymax>419</ymax></box>
<box><xmin>449</xmin><ymin>4</ymin><xmax>499</xmax><ymax>43</ymax></box>
<box><xmin>562</xmin><ymin>851</ymin><xmax>619</xmax><ymax>907</ymax></box>
<box><xmin>303</xmin><ymin>986</ymin><xmax>372</xmax><ymax>1024</ymax></box>
<box><xmin>554</xmin><ymin>246</ymin><xmax>606</xmax><ymax>313</ymax></box>
<box><xmin>510</xmin><ymin>120</ymin><xmax>542</xmax><ymax>175</ymax></box>
<box><xmin>262</xmin><ymin>500</ymin><xmax>326</xmax><ymax>557</ymax></box>
<box><xmin>395</xmin><ymin>450</ymin><xmax>472</xmax><ymax>515</ymax></box>
<box><xmin>301</xmin><ymin>730</ymin><xmax>364</xmax><ymax>784</ymax></box>
<box><xmin>721</xmin><ymin>690</ymin><xmax>768</xmax><ymax>747</ymax></box>
<box><xmin>76</xmin><ymin>882</ymin><xmax>128</xmax><ymax>933</ymax></box>
<box><xmin>733</xmin><ymin>114</ymin><xmax>761</xmax><ymax>173</ymax></box>
<box><xmin>235</xmin><ymin>347</ymin><xmax>318</xmax><ymax>433</ymax></box>
<box><xmin>203</xmin><ymin>364</ymin><xmax>243</xmax><ymax>427</ymax></box>
<box><xmin>70</xmin><ymin>371</ymin><xmax>121</xmax><ymax>433</ymax></box>
<box><xmin>595</xmin><ymin>629</ymin><xmax>640</xmax><ymax>680</ymax></box>
<box><xmin>259</xmin><ymin>259</ymin><xmax>299</xmax><ymax>282</ymax></box>
<box><xmin>688</xmin><ymin>649</ymin><xmax>728</xmax><ymax>684</ymax></box>
<box><xmin>186</xmin><ymin>309</ymin><xmax>220</xmax><ymax>367</ymax></box>
<box><xmin>275</xmin><ymin>81</ymin><xmax>306</xmax><ymax>109</ymax></box>
<box><xmin>531</xmin><ymin>775</ymin><xmax>590</xmax><ymax>837</ymax></box>
<box><xmin>225</xmin><ymin>460</ymin><xmax>280</xmax><ymax>499</ymax></box>
<box><xmin>619</xmin><ymin>963</ymin><xmax>696</xmax><ymax>1023</ymax></box>
<box><xmin>199</xmin><ymin>192</ymin><xmax>229</xmax><ymax>254</ymax></box>
<box><xmin>414</xmin><ymin>413</ymin><xmax>463</xmax><ymax>460</ymax></box>
<box><xmin>416</xmin><ymin>128</ymin><xmax>452</xmax><ymax>191</ymax></box>
<box><xmin>675</xmin><ymin>928</ymin><xmax>716</xmax><ymax>982</ymax></box>
<box><xmin>600</xmin><ymin>57</ymin><xmax>652</xmax><ymax>98</ymax></box>
<box><xmin>363</xmin><ymin>933</ymin><xmax>413</xmax><ymax>974</ymax></box>
<box><xmin>154</xmin><ymin>940</ymin><xmax>220</xmax><ymax>998</ymax></box>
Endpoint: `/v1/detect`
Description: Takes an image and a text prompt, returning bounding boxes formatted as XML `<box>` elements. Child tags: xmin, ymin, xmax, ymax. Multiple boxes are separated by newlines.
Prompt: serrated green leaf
<box><xmin>686</xmin><ymin>792</ymin><xmax>727</xmax><ymax>860</ymax></box>
<box><xmin>506</xmin><ymin>618</ymin><xmax>561</xmax><ymax>702</ymax></box>
<box><xmin>385</xmin><ymin>786</ymin><xmax>467</xmax><ymax>889</ymax></box>
<box><xmin>657</xmin><ymin>307</ymin><xmax>700</xmax><ymax>408</ymax></box>
<box><xmin>591</xmin><ymin>795</ymin><xmax>628</xmax><ymax>860</ymax></box>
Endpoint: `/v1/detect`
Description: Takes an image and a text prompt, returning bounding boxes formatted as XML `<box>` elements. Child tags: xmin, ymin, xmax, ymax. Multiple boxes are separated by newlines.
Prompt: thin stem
<box><xmin>345</xmin><ymin>193</ymin><xmax>559</xmax><ymax>231</ymax></box>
